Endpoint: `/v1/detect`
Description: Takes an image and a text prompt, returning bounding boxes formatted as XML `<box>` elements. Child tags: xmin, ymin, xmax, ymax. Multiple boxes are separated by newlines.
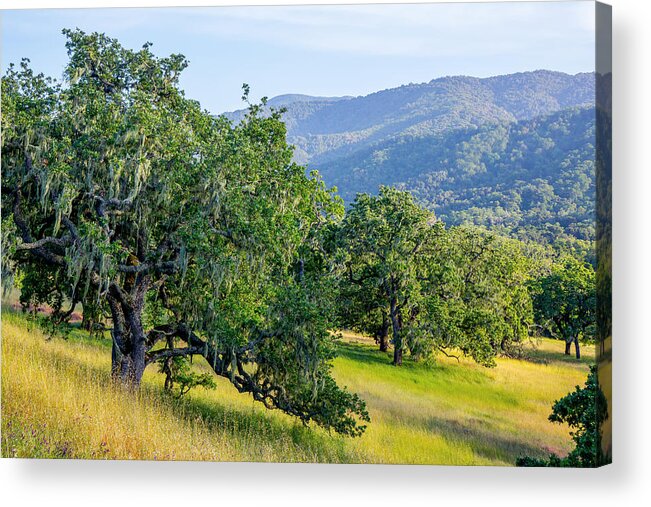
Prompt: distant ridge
<box><xmin>224</xmin><ymin>70</ymin><xmax>597</xmax><ymax>241</ymax></box>
<box><xmin>224</xmin><ymin>70</ymin><xmax>594</xmax><ymax>165</ymax></box>
<box><xmin>264</xmin><ymin>94</ymin><xmax>352</xmax><ymax>108</ymax></box>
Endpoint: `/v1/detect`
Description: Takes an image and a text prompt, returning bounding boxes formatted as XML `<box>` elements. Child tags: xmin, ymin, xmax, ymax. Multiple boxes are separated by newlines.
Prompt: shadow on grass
<box><xmin>336</xmin><ymin>342</ymin><xmax>395</xmax><ymax>368</ymax></box>
<box><xmin>335</xmin><ymin>341</ymin><xmax>557</xmax><ymax>464</ymax></box>
<box><xmin>522</xmin><ymin>345</ymin><xmax>595</xmax><ymax>368</ymax></box>
<box><xmin>176</xmin><ymin>395</ymin><xmax>357</xmax><ymax>463</ymax></box>
<box><xmin>336</xmin><ymin>341</ymin><xmax>438</xmax><ymax>374</ymax></box>
<box><xmin>336</xmin><ymin>341</ymin><xmax>491</xmax><ymax>389</ymax></box>
<box><xmin>421</xmin><ymin>415</ymin><xmax>557</xmax><ymax>464</ymax></box>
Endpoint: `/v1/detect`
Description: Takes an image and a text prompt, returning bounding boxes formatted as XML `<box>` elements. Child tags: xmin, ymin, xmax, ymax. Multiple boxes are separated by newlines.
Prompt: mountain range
<box><xmin>224</xmin><ymin>70</ymin><xmax>597</xmax><ymax>242</ymax></box>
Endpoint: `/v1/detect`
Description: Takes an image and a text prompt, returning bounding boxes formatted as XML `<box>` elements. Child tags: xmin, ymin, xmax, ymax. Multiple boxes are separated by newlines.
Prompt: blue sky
<box><xmin>1</xmin><ymin>2</ymin><xmax>595</xmax><ymax>114</ymax></box>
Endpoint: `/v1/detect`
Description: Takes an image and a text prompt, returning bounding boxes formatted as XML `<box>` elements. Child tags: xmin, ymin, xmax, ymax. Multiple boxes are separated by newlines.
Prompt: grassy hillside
<box><xmin>1</xmin><ymin>310</ymin><xmax>594</xmax><ymax>465</ymax></box>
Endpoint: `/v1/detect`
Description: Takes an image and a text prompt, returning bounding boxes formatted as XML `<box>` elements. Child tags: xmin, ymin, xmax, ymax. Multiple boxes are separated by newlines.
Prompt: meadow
<box><xmin>1</xmin><ymin>309</ymin><xmax>594</xmax><ymax>465</ymax></box>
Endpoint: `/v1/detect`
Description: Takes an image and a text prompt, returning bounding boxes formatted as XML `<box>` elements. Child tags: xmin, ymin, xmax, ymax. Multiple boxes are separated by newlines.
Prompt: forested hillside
<box><xmin>320</xmin><ymin>106</ymin><xmax>596</xmax><ymax>242</ymax></box>
<box><xmin>226</xmin><ymin>70</ymin><xmax>594</xmax><ymax>163</ymax></box>
<box><xmin>225</xmin><ymin>70</ymin><xmax>596</xmax><ymax>242</ymax></box>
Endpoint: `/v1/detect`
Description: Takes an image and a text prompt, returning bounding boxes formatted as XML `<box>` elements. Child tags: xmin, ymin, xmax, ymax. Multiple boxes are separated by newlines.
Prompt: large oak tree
<box><xmin>1</xmin><ymin>30</ymin><xmax>368</xmax><ymax>436</ymax></box>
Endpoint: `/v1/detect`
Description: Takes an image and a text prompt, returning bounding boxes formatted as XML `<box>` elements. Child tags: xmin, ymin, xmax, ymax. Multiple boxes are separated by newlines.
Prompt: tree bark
<box><xmin>389</xmin><ymin>296</ymin><xmax>402</xmax><ymax>366</ymax></box>
<box><xmin>574</xmin><ymin>337</ymin><xmax>581</xmax><ymax>359</ymax></box>
<box><xmin>107</xmin><ymin>276</ymin><xmax>150</xmax><ymax>389</ymax></box>
<box><xmin>393</xmin><ymin>345</ymin><xmax>403</xmax><ymax>366</ymax></box>
<box><xmin>378</xmin><ymin>316</ymin><xmax>389</xmax><ymax>353</ymax></box>
<box><xmin>565</xmin><ymin>339</ymin><xmax>572</xmax><ymax>355</ymax></box>
<box><xmin>125</xmin><ymin>307</ymin><xmax>147</xmax><ymax>387</ymax></box>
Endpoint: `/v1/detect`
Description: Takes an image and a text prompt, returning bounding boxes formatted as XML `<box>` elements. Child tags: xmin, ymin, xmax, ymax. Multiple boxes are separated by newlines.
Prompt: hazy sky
<box><xmin>1</xmin><ymin>2</ymin><xmax>596</xmax><ymax>113</ymax></box>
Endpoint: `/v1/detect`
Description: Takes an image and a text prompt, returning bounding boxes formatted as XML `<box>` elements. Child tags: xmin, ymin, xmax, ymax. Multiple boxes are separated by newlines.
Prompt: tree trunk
<box><xmin>107</xmin><ymin>277</ymin><xmax>150</xmax><ymax>390</ymax></box>
<box><xmin>378</xmin><ymin>317</ymin><xmax>389</xmax><ymax>353</ymax></box>
<box><xmin>574</xmin><ymin>337</ymin><xmax>581</xmax><ymax>359</ymax></box>
<box><xmin>393</xmin><ymin>346</ymin><xmax>403</xmax><ymax>366</ymax></box>
<box><xmin>109</xmin><ymin>310</ymin><xmax>147</xmax><ymax>389</ymax></box>
<box><xmin>565</xmin><ymin>339</ymin><xmax>572</xmax><ymax>355</ymax></box>
<box><xmin>126</xmin><ymin>309</ymin><xmax>148</xmax><ymax>387</ymax></box>
<box><xmin>389</xmin><ymin>296</ymin><xmax>402</xmax><ymax>366</ymax></box>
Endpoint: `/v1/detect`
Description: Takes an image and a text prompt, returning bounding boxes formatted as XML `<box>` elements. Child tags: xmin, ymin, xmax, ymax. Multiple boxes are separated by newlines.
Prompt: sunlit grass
<box><xmin>0</xmin><ymin>311</ymin><xmax>358</xmax><ymax>462</ymax></box>
<box><xmin>1</xmin><ymin>310</ymin><xmax>593</xmax><ymax>464</ymax></box>
<box><xmin>334</xmin><ymin>331</ymin><xmax>594</xmax><ymax>465</ymax></box>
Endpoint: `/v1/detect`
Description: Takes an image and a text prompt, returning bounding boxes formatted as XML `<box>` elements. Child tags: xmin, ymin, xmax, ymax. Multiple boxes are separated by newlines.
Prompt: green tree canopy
<box><xmin>530</xmin><ymin>256</ymin><xmax>596</xmax><ymax>359</ymax></box>
<box><xmin>433</xmin><ymin>227</ymin><xmax>534</xmax><ymax>365</ymax></box>
<box><xmin>336</xmin><ymin>186</ymin><xmax>442</xmax><ymax>365</ymax></box>
<box><xmin>335</xmin><ymin>187</ymin><xmax>533</xmax><ymax>367</ymax></box>
<box><xmin>1</xmin><ymin>29</ymin><xmax>368</xmax><ymax>436</ymax></box>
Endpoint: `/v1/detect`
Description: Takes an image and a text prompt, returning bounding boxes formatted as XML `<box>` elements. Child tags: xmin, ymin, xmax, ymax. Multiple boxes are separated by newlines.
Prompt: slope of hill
<box><xmin>225</xmin><ymin>70</ymin><xmax>594</xmax><ymax>165</ymax></box>
<box><xmin>319</xmin><ymin>106</ymin><xmax>596</xmax><ymax>241</ymax></box>
<box><xmin>2</xmin><ymin>310</ymin><xmax>592</xmax><ymax>464</ymax></box>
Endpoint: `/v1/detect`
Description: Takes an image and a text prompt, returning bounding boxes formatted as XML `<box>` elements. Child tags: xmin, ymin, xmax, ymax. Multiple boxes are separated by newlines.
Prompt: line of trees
<box><xmin>1</xmin><ymin>30</ymin><xmax>596</xmax><ymax>437</ymax></box>
<box><xmin>332</xmin><ymin>186</ymin><xmax>595</xmax><ymax>367</ymax></box>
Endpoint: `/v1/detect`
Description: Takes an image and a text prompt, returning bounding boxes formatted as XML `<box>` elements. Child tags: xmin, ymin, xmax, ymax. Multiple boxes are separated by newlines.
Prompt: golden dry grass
<box><xmin>334</xmin><ymin>331</ymin><xmax>595</xmax><ymax>465</ymax></box>
<box><xmin>1</xmin><ymin>310</ymin><xmax>594</xmax><ymax>465</ymax></box>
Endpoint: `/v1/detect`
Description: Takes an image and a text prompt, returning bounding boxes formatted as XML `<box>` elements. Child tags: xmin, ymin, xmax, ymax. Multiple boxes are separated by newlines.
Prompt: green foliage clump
<box><xmin>335</xmin><ymin>186</ymin><xmax>533</xmax><ymax>367</ymax></box>
<box><xmin>435</xmin><ymin>226</ymin><xmax>534</xmax><ymax>364</ymax></box>
<box><xmin>517</xmin><ymin>365</ymin><xmax>608</xmax><ymax>467</ymax></box>
<box><xmin>159</xmin><ymin>356</ymin><xmax>217</xmax><ymax>398</ymax></box>
<box><xmin>530</xmin><ymin>256</ymin><xmax>596</xmax><ymax>358</ymax></box>
<box><xmin>2</xmin><ymin>28</ymin><xmax>368</xmax><ymax>437</ymax></box>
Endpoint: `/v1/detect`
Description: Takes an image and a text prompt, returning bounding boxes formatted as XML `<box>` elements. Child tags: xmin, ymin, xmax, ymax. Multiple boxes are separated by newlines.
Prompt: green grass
<box><xmin>1</xmin><ymin>309</ymin><xmax>593</xmax><ymax>465</ymax></box>
<box><xmin>334</xmin><ymin>332</ymin><xmax>595</xmax><ymax>465</ymax></box>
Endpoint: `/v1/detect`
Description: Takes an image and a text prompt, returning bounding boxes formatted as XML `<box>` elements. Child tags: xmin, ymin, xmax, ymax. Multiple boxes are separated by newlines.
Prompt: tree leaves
<box><xmin>2</xmin><ymin>28</ymin><xmax>368</xmax><ymax>436</ymax></box>
<box><xmin>335</xmin><ymin>188</ymin><xmax>534</xmax><ymax>367</ymax></box>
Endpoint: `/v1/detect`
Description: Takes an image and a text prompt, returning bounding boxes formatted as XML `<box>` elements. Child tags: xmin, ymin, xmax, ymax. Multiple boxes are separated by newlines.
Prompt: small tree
<box><xmin>159</xmin><ymin>356</ymin><xmax>217</xmax><ymax>398</ymax></box>
<box><xmin>433</xmin><ymin>227</ymin><xmax>534</xmax><ymax>365</ymax></box>
<box><xmin>531</xmin><ymin>257</ymin><xmax>596</xmax><ymax>359</ymax></box>
<box><xmin>336</xmin><ymin>187</ymin><xmax>442</xmax><ymax>365</ymax></box>
<box><xmin>517</xmin><ymin>365</ymin><xmax>608</xmax><ymax>467</ymax></box>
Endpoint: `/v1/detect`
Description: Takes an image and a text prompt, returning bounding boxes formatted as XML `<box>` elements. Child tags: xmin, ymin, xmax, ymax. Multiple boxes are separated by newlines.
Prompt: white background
<box><xmin>0</xmin><ymin>0</ymin><xmax>649</xmax><ymax>505</ymax></box>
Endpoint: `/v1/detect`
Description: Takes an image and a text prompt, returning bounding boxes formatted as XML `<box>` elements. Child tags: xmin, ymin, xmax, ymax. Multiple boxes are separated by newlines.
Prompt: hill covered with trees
<box><xmin>226</xmin><ymin>71</ymin><xmax>596</xmax><ymax>242</ymax></box>
<box><xmin>319</xmin><ymin>106</ymin><xmax>596</xmax><ymax>243</ymax></box>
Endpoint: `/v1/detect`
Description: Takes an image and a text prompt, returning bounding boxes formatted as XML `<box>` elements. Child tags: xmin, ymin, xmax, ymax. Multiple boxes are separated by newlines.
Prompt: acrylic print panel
<box><xmin>0</xmin><ymin>1</ymin><xmax>611</xmax><ymax>466</ymax></box>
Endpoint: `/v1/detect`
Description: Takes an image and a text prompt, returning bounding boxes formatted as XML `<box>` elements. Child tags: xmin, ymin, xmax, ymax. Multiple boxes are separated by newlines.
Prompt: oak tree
<box><xmin>1</xmin><ymin>29</ymin><xmax>368</xmax><ymax>436</ymax></box>
<box><xmin>531</xmin><ymin>256</ymin><xmax>595</xmax><ymax>359</ymax></box>
<box><xmin>336</xmin><ymin>189</ymin><xmax>533</xmax><ymax>367</ymax></box>
<box><xmin>434</xmin><ymin>227</ymin><xmax>534</xmax><ymax>365</ymax></box>
<box><xmin>336</xmin><ymin>187</ymin><xmax>441</xmax><ymax>365</ymax></box>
